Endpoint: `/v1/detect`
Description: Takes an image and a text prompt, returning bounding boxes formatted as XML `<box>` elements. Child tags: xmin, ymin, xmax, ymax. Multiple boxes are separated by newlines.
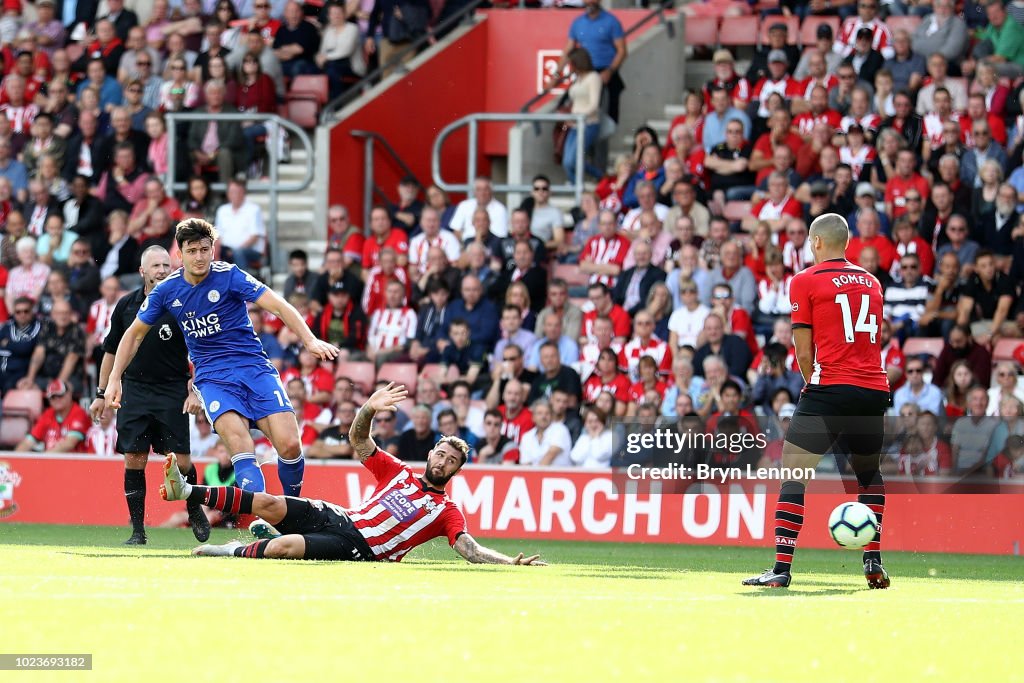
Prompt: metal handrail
<box><xmin>519</xmin><ymin>0</ymin><xmax>676</xmax><ymax>117</ymax></box>
<box><xmin>320</xmin><ymin>0</ymin><xmax>485</xmax><ymax>124</ymax></box>
<box><xmin>432</xmin><ymin>112</ymin><xmax>588</xmax><ymax>206</ymax></box>
<box><xmin>351</xmin><ymin>130</ymin><xmax>426</xmax><ymax>229</ymax></box>
<box><xmin>164</xmin><ymin>111</ymin><xmax>317</xmax><ymax>274</ymax></box>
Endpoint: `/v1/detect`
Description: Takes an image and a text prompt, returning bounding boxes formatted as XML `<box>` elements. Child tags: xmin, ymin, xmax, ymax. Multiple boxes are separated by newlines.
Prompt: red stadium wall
<box><xmin>327</xmin><ymin>9</ymin><xmax>654</xmax><ymax>224</ymax></box>
<box><xmin>3</xmin><ymin>454</ymin><xmax>1023</xmax><ymax>556</ymax></box>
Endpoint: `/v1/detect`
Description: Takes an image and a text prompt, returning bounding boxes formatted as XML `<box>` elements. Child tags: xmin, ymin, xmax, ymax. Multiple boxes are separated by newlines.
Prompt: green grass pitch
<box><xmin>2</xmin><ymin>523</ymin><xmax>1022</xmax><ymax>683</ymax></box>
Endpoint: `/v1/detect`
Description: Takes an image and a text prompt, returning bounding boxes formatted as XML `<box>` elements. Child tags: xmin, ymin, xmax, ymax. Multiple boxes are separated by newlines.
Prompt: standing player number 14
<box><xmin>834</xmin><ymin>293</ymin><xmax>878</xmax><ymax>344</ymax></box>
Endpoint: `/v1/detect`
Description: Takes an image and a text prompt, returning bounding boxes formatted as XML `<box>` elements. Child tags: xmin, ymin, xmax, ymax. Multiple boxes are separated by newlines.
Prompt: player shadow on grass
<box><xmin>738</xmin><ymin>586</ymin><xmax>862</xmax><ymax>597</ymax></box>
<box><xmin>60</xmin><ymin>551</ymin><xmax>189</xmax><ymax>559</ymax></box>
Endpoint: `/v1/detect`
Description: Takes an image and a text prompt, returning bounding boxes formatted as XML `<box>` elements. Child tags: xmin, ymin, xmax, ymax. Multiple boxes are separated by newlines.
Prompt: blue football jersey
<box><xmin>137</xmin><ymin>262</ymin><xmax>272</xmax><ymax>382</ymax></box>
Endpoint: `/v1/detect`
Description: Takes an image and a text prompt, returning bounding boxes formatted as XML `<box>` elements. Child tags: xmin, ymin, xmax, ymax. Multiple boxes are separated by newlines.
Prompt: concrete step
<box><xmin>249</xmin><ymin>193</ymin><xmax>315</xmax><ymax>210</ymax></box>
<box><xmin>274</xmin><ymin>209</ymin><xmax>315</xmax><ymax>224</ymax></box>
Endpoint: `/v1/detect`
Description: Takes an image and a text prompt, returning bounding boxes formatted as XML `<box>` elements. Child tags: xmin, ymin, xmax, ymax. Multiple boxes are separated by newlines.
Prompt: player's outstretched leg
<box><xmin>194</xmin><ymin>535</ymin><xmax>304</xmax><ymax>559</ymax></box>
<box><xmin>855</xmin><ymin>466</ymin><xmax>889</xmax><ymax>589</ymax></box>
<box><xmin>743</xmin><ymin>480</ymin><xmax>805</xmax><ymax>587</ymax></box>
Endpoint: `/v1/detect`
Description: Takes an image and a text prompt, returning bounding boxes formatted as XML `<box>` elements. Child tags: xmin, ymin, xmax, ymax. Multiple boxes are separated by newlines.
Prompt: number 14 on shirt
<box><xmin>834</xmin><ymin>293</ymin><xmax>878</xmax><ymax>344</ymax></box>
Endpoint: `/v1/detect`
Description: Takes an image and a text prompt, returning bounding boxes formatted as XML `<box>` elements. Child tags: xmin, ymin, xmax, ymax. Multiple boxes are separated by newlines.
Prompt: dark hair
<box><xmin>484</xmin><ymin>408</ymin><xmax>503</xmax><ymax>421</ymax></box>
<box><xmin>449</xmin><ymin>317</ymin><xmax>469</xmax><ymax>330</ymax></box>
<box><xmin>764</xmin><ymin>342</ymin><xmax>788</xmax><ymax>365</ymax></box>
<box><xmin>720</xmin><ymin>380</ymin><xmax>742</xmax><ymax>395</ymax></box>
<box><xmin>288</xmin><ymin>249</ymin><xmax>308</xmax><ymax>262</ymax></box>
<box><xmin>450</xmin><ymin>380</ymin><xmax>471</xmax><ymax>395</ymax></box>
<box><xmin>175</xmin><ymin>217</ymin><xmax>219</xmax><ymax>247</ymax></box>
<box><xmin>532</xmin><ymin>173</ymin><xmax>551</xmax><ymax>185</ymax></box>
<box><xmin>437</xmin><ymin>408</ymin><xmax>458</xmax><ymax>424</ymax></box>
<box><xmin>975</xmin><ymin>248</ymin><xmax>995</xmax><ymax>261</ymax></box>
<box><xmin>426</xmin><ymin>278</ymin><xmax>451</xmax><ymax>295</ymax></box>
<box><xmin>587</xmin><ymin>282</ymin><xmax>611</xmax><ymax>297</ymax></box>
<box><xmin>568</xmin><ymin>47</ymin><xmax>593</xmax><ymax>73</ymax></box>
<box><xmin>502</xmin><ymin>304</ymin><xmax>523</xmax><ymax>316</ymax></box>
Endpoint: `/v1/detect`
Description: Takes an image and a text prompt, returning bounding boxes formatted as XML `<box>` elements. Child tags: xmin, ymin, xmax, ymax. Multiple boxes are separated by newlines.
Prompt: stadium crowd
<box><xmin>0</xmin><ymin>0</ymin><xmax>1023</xmax><ymax>483</ymax></box>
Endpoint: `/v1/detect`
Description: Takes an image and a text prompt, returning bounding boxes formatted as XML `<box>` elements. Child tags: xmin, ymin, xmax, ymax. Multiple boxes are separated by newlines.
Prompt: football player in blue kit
<box><xmin>106</xmin><ymin>218</ymin><xmax>339</xmax><ymax>504</ymax></box>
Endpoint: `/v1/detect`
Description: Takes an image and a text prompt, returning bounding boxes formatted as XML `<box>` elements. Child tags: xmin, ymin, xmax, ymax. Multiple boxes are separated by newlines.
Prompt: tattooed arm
<box><xmin>349</xmin><ymin>382</ymin><xmax>409</xmax><ymax>463</ymax></box>
<box><xmin>453</xmin><ymin>533</ymin><xmax>547</xmax><ymax>566</ymax></box>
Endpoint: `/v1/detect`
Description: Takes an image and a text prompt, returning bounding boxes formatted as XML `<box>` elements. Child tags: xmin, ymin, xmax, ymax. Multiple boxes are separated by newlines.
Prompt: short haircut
<box><xmin>288</xmin><ymin>249</ymin><xmax>308</xmax><ymax>262</ymax></box>
<box><xmin>436</xmin><ymin>435</ymin><xmax>470</xmax><ymax>466</ymax></box>
<box><xmin>720</xmin><ymin>379</ymin><xmax>742</xmax><ymax>395</ymax></box>
<box><xmin>437</xmin><ymin>408</ymin><xmax>457</xmax><ymax>424</ymax></box>
<box><xmin>809</xmin><ymin>213</ymin><xmax>850</xmax><ymax>249</ymax></box>
<box><xmin>175</xmin><ymin>217</ymin><xmax>219</xmax><ymax>247</ymax></box>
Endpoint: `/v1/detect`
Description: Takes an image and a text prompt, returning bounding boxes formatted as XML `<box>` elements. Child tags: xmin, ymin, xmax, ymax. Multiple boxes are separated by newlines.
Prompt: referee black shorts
<box><xmin>277</xmin><ymin>497</ymin><xmax>375</xmax><ymax>562</ymax></box>
<box><xmin>116</xmin><ymin>380</ymin><xmax>190</xmax><ymax>455</ymax></box>
<box><xmin>785</xmin><ymin>384</ymin><xmax>892</xmax><ymax>459</ymax></box>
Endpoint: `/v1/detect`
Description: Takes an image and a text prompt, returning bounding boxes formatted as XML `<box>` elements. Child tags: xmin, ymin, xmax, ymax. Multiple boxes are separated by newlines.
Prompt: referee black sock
<box><xmin>234</xmin><ymin>539</ymin><xmax>271</xmax><ymax>558</ymax></box>
<box><xmin>124</xmin><ymin>469</ymin><xmax>146</xmax><ymax>534</ymax></box>
<box><xmin>773</xmin><ymin>480</ymin><xmax>806</xmax><ymax>575</ymax></box>
<box><xmin>187</xmin><ymin>486</ymin><xmax>255</xmax><ymax>515</ymax></box>
<box><xmin>856</xmin><ymin>469</ymin><xmax>885</xmax><ymax>564</ymax></box>
<box><xmin>184</xmin><ymin>465</ymin><xmax>199</xmax><ymax>511</ymax></box>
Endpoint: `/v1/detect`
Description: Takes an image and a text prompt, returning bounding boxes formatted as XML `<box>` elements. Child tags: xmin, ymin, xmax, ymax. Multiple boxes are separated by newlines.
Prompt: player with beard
<box><xmin>164</xmin><ymin>383</ymin><xmax>548</xmax><ymax>565</ymax></box>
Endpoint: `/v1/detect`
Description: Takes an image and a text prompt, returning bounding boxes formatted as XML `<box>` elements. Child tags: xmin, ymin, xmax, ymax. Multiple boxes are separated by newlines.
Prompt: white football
<box><xmin>827</xmin><ymin>501</ymin><xmax>878</xmax><ymax>549</ymax></box>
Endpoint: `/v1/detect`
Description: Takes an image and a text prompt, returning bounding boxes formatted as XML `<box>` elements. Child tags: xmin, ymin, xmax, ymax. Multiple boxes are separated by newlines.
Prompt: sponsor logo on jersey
<box><xmin>380</xmin><ymin>489</ymin><xmax>418</xmax><ymax>522</ymax></box>
<box><xmin>171</xmin><ymin>299</ymin><xmax>183</xmax><ymax>308</ymax></box>
<box><xmin>791</xmin><ymin>302</ymin><xmax>799</xmax><ymax>312</ymax></box>
<box><xmin>181</xmin><ymin>312</ymin><xmax>222</xmax><ymax>338</ymax></box>
<box><xmin>159</xmin><ymin>324</ymin><xmax>172</xmax><ymax>341</ymax></box>
<box><xmin>208</xmin><ymin>290</ymin><xmax>220</xmax><ymax>303</ymax></box>
<box><xmin>209</xmin><ymin>400</ymin><xmax>221</xmax><ymax>413</ymax></box>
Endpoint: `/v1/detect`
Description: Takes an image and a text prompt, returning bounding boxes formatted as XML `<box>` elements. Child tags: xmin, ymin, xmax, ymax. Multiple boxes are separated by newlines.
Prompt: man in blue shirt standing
<box><xmin>549</xmin><ymin>0</ymin><xmax>627</xmax><ymax>123</ymax></box>
<box><xmin>106</xmin><ymin>218</ymin><xmax>339</xmax><ymax>516</ymax></box>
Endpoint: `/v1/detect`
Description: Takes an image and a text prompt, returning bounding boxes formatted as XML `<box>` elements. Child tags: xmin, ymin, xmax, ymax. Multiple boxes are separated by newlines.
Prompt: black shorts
<box><xmin>277</xmin><ymin>497</ymin><xmax>375</xmax><ymax>562</ymax></box>
<box><xmin>116</xmin><ymin>380</ymin><xmax>190</xmax><ymax>455</ymax></box>
<box><xmin>785</xmin><ymin>384</ymin><xmax>892</xmax><ymax>458</ymax></box>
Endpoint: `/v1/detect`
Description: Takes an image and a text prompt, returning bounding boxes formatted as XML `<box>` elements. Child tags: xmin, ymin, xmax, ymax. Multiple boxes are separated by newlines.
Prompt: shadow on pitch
<box><xmin>60</xmin><ymin>551</ymin><xmax>188</xmax><ymax>559</ymax></box>
<box><xmin>738</xmin><ymin>586</ymin><xmax>862</xmax><ymax>597</ymax></box>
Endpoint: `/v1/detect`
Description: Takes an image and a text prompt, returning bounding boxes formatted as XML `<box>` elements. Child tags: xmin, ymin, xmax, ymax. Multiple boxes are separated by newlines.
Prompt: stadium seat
<box><xmin>0</xmin><ymin>415</ymin><xmax>30</xmax><ymax>448</ymax></box>
<box><xmin>684</xmin><ymin>16</ymin><xmax>719</xmax><ymax>48</ymax></box>
<box><xmin>553</xmin><ymin>262</ymin><xmax>589</xmax><ymax>288</ymax></box>
<box><xmin>992</xmin><ymin>338</ymin><xmax>1021</xmax><ymax>362</ymax></box>
<box><xmin>759</xmin><ymin>15</ymin><xmax>799</xmax><ymax>45</ymax></box>
<box><xmin>885</xmin><ymin>15</ymin><xmax>921</xmax><ymax>34</ymax></box>
<box><xmin>419</xmin><ymin>363</ymin><xmax>447</xmax><ymax>385</ymax></box>
<box><xmin>377</xmin><ymin>362</ymin><xmax>418</xmax><ymax>394</ymax></box>
<box><xmin>901</xmin><ymin>337</ymin><xmax>945</xmax><ymax>359</ymax></box>
<box><xmin>718</xmin><ymin>15</ymin><xmax>760</xmax><ymax>47</ymax></box>
<box><xmin>289</xmin><ymin>75</ymin><xmax>329</xmax><ymax>105</ymax></box>
<box><xmin>723</xmin><ymin>201</ymin><xmax>751</xmax><ymax>222</ymax></box>
<box><xmin>799</xmin><ymin>16</ymin><xmax>840</xmax><ymax>46</ymax></box>
<box><xmin>287</xmin><ymin>98</ymin><xmax>320</xmax><ymax>129</ymax></box>
<box><xmin>336</xmin><ymin>361</ymin><xmax>376</xmax><ymax>394</ymax></box>
<box><xmin>2</xmin><ymin>389</ymin><xmax>43</xmax><ymax>420</ymax></box>
<box><xmin>396</xmin><ymin>397</ymin><xmax>416</xmax><ymax>416</ymax></box>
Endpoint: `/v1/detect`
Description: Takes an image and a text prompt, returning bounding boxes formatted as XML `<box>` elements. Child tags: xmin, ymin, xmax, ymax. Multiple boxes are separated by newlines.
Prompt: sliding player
<box><xmin>105</xmin><ymin>219</ymin><xmax>338</xmax><ymax>506</ymax></box>
<box><xmin>743</xmin><ymin>213</ymin><xmax>892</xmax><ymax>589</ymax></box>
<box><xmin>162</xmin><ymin>383</ymin><xmax>547</xmax><ymax>565</ymax></box>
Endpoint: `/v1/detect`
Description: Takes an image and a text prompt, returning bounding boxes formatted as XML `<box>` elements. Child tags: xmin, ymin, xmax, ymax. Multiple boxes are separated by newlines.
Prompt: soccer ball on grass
<box><xmin>827</xmin><ymin>502</ymin><xmax>878</xmax><ymax>549</ymax></box>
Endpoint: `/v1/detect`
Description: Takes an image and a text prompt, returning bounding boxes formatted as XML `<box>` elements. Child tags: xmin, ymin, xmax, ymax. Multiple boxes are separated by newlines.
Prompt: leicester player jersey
<box><xmin>137</xmin><ymin>261</ymin><xmax>272</xmax><ymax>383</ymax></box>
<box><xmin>789</xmin><ymin>258</ymin><xmax>890</xmax><ymax>392</ymax></box>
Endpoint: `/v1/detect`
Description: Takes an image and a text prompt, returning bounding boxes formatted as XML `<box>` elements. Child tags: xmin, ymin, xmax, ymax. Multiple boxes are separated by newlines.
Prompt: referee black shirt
<box><xmin>103</xmin><ymin>287</ymin><xmax>190</xmax><ymax>383</ymax></box>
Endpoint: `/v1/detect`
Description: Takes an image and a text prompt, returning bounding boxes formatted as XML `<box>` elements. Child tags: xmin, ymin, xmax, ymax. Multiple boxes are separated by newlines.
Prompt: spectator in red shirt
<box><xmin>885</xmin><ymin>149</ymin><xmax>930</xmax><ymax>218</ymax></box>
<box><xmin>128</xmin><ymin>177</ymin><xmax>182</xmax><ymax>238</ymax></box>
<box><xmin>745</xmin><ymin>171</ymin><xmax>803</xmax><ymax>236</ymax></box>
<box><xmin>281</xmin><ymin>348</ymin><xmax>335</xmax><ymax>406</ymax></box>
<box><xmin>750</xmin><ymin>109</ymin><xmax>803</xmax><ymax>185</ymax></box>
<box><xmin>704</xmin><ymin>49</ymin><xmax>749</xmax><ymax>111</ymax></box>
<box><xmin>15</xmin><ymin>379</ymin><xmax>90</xmax><ymax>452</ymax></box>
<box><xmin>847</xmin><ymin>208</ymin><xmax>898</xmax><ymax>272</ymax></box>
<box><xmin>792</xmin><ymin>86</ymin><xmax>841</xmax><ymax>141</ymax></box>
<box><xmin>498</xmin><ymin>378</ymin><xmax>534</xmax><ymax>444</ymax></box>
<box><xmin>991</xmin><ymin>434</ymin><xmax>1024</xmax><ymax>478</ymax></box>
<box><xmin>361</xmin><ymin>205</ymin><xmax>409</xmax><ymax>272</ymax></box>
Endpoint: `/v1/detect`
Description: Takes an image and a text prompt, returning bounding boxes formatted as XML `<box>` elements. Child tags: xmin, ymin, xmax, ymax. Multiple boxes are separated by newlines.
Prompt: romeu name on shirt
<box><xmin>789</xmin><ymin>258</ymin><xmax>890</xmax><ymax>392</ymax></box>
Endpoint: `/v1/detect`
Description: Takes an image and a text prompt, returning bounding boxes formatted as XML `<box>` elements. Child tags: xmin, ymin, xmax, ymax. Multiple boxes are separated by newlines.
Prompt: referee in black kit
<box><xmin>89</xmin><ymin>245</ymin><xmax>209</xmax><ymax>545</ymax></box>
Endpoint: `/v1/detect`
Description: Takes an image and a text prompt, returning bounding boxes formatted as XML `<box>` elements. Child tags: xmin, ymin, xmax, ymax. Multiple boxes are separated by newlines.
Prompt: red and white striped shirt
<box><xmin>617</xmin><ymin>336</ymin><xmax>673</xmax><ymax>383</ymax></box>
<box><xmin>839</xmin><ymin>112</ymin><xmax>882</xmax><ymax>134</ymax></box>
<box><xmin>87</xmin><ymin>297</ymin><xmax>117</xmax><ymax>347</ymax></box>
<box><xmin>348</xmin><ymin>448</ymin><xmax>467</xmax><ymax>562</ymax></box>
<box><xmin>368</xmin><ymin>306</ymin><xmax>417</xmax><ymax>349</ymax></box>
<box><xmin>408</xmin><ymin>230</ymin><xmax>461</xmax><ymax>276</ymax></box>
<box><xmin>581</xmin><ymin>234</ymin><xmax>629</xmax><ymax>287</ymax></box>
<box><xmin>834</xmin><ymin>18</ymin><xmax>894</xmax><ymax>59</ymax></box>
<box><xmin>796</xmin><ymin>74</ymin><xmax>840</xmax><ymax>100</ymax></box>
<box><xmin>839</xmin><ymin>145</ymin><xmax>876</xmax><ymax>181</ymax></box>
<box><xmin>751</xmin><ymin>76</ymin><xmax>799</xmax><ymax>118</ymax></box>
<box><xmin>923</xmin><ymin>111</ymin><xmax>961</xmax><ymax>149</ymax></box>
<box><xmin>1</xmin><ymin>102</ymin><xmax>38</xmax><ymax>134</ymax></box>
<box><xmin>793</xmin><ymin>109</ymin><xmax>842</xmax><ymax>137</ymax></box>
<box><xmin>782</xmin><ymin>239</ymin><xmax>813</xmax><ymax>275</ymax></box>
<box><xmin>361</xmin><ymin>265</ymin><xmax>410</xmax><ymax>317</ymax></box>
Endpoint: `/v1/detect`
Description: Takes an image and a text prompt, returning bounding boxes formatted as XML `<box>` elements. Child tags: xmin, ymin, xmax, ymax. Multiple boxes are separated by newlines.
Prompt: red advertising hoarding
<box><xmin>1</xmin><ymin>454</ymin><xmax>1021</xmax><ymax>555</ymax></box>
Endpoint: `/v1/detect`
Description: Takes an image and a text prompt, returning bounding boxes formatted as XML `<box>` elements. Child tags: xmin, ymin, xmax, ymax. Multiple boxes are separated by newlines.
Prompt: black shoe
<box><xmin>188</xmin><ymin>504</ymin><xmax>211</xmax><ymax>543</ymax></box>
<box><xmin>742</xmin><ymin>568</ymin><xmax>791</xmax><ymax>587</ymax></box>
<box><xmin>864</xmin><ymin>559</ymin><xmax>891</xmax><ymax>589</ymax></box>
<box><xmin>123</xmin><ymin>531</ymin><xmax>147</xmax><ymax>545</ymax></box>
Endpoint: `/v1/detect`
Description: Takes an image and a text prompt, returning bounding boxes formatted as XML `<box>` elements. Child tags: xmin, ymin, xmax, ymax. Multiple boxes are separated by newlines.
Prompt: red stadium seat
<box><xmin>759</xmin><ymin>15</ymin><xmax>799</xmax><ymax>45</ymax></box>
<box><xmin>287</xmin><ymin>99</ymin><xmax>320</xmax><ymax>129</ymax></box>
<box><xmin>396</xmin><ymin>397</ymin><xmax>416</xmax><ymax>417</ymax></box>
<box><xmin>289</xmin><ymin>75</ymin><xmax>329</xmax><ymax>105</ymax></box>
<box><xmin>553</xmin><ymin>262</ymin><xmax>589</xmax><ymax>288</ymax></box>
<box><xmin>718</xmin><ymin>15</ymin><xmax>760</xmax><ymax>47</ymax></box>
<box><xmin>723</xmin><ymin>201</ymin><xmax>751</xmax><ymax>222</ymax></box>
<box><xmin>0</xmin><ymin>415</ymin><xmax>30</xmax><ymax>448</ymax></box>
<box><xmin>377</xmin><ymin>362</ymin><xmax>418</xmax><ymax>394</ymax></box>
<box><xmin>336</xmin><ymin>361</ymin><xmax>376</xmax><ymax>394</ymax></box>
<box><xmin>2</xmin><ymin>389</ymin><xmax>43</xmax><ymax>420</ymax></box>
<box><xmin>419</xmin><ymin>363</ymin><xmax>447</xmax><ymax>384</ymax></box>
<box><xmin>799</xmin><ymin>16</ymin><xmax>840</xmax><ymax>46</ymax></box>
<box><xmin>901</xmin><ymin>337</ymin><xmax>945</xmax><ymax>359</ymax></box>
<box><xmin>684</xmin><ymin>16</ymin><xmax>719</xmax><ymax>48</ymax></box>
<box><xmin>885</xmin><ymin>15</ymin><xmax>921</xmax><ymax>34</ymax></box>
<box><xmin>992</xmin><ymin>338</ymin><xmax>1022</xmax><ymax>362</ymax></box>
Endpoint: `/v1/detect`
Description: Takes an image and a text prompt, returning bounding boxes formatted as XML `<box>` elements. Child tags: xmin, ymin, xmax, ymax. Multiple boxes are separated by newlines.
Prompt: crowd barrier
<box><xmin>1</xmin><ymin>453</ymin><xmax>1022</xmax><ymax>555</ymax></box>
